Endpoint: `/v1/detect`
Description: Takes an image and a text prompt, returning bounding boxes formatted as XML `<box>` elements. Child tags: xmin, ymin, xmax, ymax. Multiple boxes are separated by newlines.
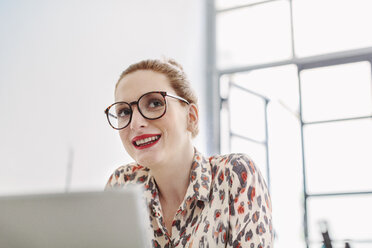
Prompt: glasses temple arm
<box><xmin>105</xmin><ymin>110</ymin><xmax>118</xmax><ymax>120</ymax></box>
<box><xmin>166</xmin><ymin>93</ymin><xmax>190</xmax><ymax>104</ymax></box>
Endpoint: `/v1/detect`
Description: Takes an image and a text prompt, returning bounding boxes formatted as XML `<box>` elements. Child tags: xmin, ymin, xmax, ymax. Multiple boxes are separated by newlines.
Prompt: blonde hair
<box><xmin>115</xmin><ymin>58</ymin><xmax>199</xmax><ymax>137</ymax></box>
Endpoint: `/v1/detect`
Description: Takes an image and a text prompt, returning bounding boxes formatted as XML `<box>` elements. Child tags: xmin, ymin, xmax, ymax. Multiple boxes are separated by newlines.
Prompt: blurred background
<box><xmin>0</xmin><ymin>0</ymin><xmax>371</xmax><ymax>247</ymax></box>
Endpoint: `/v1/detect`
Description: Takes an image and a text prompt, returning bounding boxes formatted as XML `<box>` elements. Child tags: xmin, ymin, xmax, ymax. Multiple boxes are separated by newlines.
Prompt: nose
<box><xmin>129</xmin><ymin>105</ymin><xmax>148</xmax><ymax>130</ymax></box>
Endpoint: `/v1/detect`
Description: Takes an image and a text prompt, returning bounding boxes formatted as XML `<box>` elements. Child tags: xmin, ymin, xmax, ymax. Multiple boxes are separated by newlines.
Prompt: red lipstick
<box><xmin>132</xmin><ymin>134</ymin><xmax>161</xmax><ymax>150</ymax></box>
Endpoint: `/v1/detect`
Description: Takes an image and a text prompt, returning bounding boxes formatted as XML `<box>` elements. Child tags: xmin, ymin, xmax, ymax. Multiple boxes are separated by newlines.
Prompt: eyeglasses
<box><xmin>104</xmin><ymin>91</ymin><xmax>190</xmax><ymax>130</ymax></box>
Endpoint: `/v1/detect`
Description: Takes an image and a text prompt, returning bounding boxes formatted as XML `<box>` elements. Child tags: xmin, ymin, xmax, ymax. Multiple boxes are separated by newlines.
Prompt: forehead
<box><xmin>115</xmin><ymin>70</ymin><xmax>175</xmax><ymax>102</ymax></box>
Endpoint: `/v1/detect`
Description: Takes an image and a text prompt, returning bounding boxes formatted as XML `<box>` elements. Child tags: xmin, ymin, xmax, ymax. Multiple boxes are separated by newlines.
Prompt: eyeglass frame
<box><xmin>104</xmin><ymin>91</ymin><xmax>190</xmax><ymax>130</ymax></box>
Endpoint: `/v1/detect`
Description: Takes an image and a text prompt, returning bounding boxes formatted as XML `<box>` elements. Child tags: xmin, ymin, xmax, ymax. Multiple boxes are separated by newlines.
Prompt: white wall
<box><xmin>0</xmin><ymin>0</ymin><xmax>206</xmax><ymax>195</ymax></box>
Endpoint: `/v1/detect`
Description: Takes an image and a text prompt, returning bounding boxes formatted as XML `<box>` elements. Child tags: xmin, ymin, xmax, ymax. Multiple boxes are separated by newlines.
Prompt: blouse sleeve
<box><xmin>104</xmin><ymin>172</ymin><xmax>116</xmax><ymax>191</ymax></box>
<box><xmin>104</xmin><ymin>166</ymin><xmax>124</xmax><ymax>191</ymax></box>
<box><xmin>104</xmin><ymin>163</ymin><xmax>148</xmax><ymax>191</ymax></box>
<box><xmin>227</xmin><ymin>154</ymin><xmax>273</xmax><ymax>248</ymax></box>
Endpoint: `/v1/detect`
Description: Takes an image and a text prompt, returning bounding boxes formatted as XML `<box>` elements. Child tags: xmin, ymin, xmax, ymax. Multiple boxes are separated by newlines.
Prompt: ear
<box><xmin>187</xmin><ymin>103</ymin><xmax>199</xmax><ymax>133</ymax></box>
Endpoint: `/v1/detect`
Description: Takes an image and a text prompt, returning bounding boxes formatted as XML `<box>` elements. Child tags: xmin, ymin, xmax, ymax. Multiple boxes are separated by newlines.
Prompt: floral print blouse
<box><xmin>105</xmin><ymin>149</ymin><xmax>273</xmax><ymax>248</ymax></box>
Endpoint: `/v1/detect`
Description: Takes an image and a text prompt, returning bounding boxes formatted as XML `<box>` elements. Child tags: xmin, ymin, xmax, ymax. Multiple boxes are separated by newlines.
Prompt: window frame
<box><xmin>208</xmin><ymin>0</ymin><xmax>372</xmax><ymax>246</ymax></box>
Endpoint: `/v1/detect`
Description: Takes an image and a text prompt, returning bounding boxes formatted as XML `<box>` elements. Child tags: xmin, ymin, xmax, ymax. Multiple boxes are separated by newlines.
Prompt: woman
<box><xmin>105</xmin><ymin>58</ymin><xmax>273</xmax><ymax>248</ymax></box>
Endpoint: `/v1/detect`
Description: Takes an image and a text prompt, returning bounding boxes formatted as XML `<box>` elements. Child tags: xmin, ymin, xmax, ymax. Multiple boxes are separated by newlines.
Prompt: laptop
<box><xmin>0</xmin><ymin>187</ymin><xmax>150</xmax><ymax>248</ymax></box>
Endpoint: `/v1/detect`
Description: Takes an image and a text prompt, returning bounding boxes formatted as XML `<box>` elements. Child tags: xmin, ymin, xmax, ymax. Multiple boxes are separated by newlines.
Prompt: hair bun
<box><xmin>162</xmin><ymin>57</ymin><xmax>184</xmax><ymax>72</ymax></box>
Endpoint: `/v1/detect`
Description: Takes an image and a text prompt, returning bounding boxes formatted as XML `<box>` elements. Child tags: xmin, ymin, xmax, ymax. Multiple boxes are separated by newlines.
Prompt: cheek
<box><xmin>164</xmin><ymin>111</ymin><xmax>188</xmax><ymax>135</ymax></box>
<box><xmin>177</xmin><ymin>111</ymin><xmax>189</xmax><ymax>131</ymax></box>
<box><xmin>119</xmin><ymin>130</ymin><xmax>131</xmax><ymax>149</ymax></box>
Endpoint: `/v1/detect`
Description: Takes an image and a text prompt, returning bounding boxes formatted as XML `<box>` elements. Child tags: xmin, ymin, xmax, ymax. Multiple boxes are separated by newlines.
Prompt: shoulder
<box><xmin>105</xmin><ymin>163</ymin><xmax>150</xmax><ymax>190</ymax></box>
<box><xmin>214</xmin><ymin>154</ymin><xmax>273</xmax><ymax>244</ymax></box>
<box><xmin>209</xmin><ymin>153</ymin><xmax>266</xmax><ymax>192</ymax></box>
<box><xmin>209</xmin><ymin>153</ymin><xmax>256</xmax><ymax>178</ymax></box>
<box><xmin>209</xmin><ymin>152</ymin><xmax>254</xmax><ymax>167</ymax></box>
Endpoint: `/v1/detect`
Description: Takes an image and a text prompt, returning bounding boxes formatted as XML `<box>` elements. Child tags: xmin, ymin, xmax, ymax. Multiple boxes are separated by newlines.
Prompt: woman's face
<box><xmin>115</xmin><ymin>70</ymin><xmax>192</xmax><ymax>168</ymax></box>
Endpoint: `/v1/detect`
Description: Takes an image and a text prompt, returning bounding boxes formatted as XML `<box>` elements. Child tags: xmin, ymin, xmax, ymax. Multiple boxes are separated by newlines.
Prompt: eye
<box><xmin>148</xmin><ymin>98</ymin><xmax>164</xmax><ymax>108</ymax></box>
<box><xmin>116</xmin><ymin>107</ymin><xmax>131</xmax><ymax>118</ymax></box>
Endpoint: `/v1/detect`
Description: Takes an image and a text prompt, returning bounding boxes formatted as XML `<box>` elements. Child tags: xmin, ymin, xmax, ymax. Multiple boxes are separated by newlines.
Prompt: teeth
<box><xmin>135</xmin><ymin>136</ymin><xmax>160</xmax><ymax>146</ymax></box>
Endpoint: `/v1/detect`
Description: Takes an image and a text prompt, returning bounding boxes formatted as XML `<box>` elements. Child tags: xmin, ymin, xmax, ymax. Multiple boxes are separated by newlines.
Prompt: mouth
<box><xmin>132</xmin><ymin>134</ymin><xmax>161</xmax><ymax>150</ymax></box>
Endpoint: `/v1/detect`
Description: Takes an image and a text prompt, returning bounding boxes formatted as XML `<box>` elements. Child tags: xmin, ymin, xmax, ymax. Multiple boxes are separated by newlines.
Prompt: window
<box><xmin>212</xmin><ymin>0</ymin><xmax>372</xmax><ymax>247</ymax></box>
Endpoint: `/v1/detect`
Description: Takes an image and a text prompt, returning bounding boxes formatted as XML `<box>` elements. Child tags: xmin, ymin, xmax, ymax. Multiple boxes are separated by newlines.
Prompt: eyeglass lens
<box><xmin>107</xmin><ymin>92</ymin><xmax>166</xmax><ymax>129</ymax></box>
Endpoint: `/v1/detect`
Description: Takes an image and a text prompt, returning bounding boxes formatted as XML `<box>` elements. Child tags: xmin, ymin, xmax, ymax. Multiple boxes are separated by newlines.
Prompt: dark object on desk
<box><xmin>321</xmin><ymin>229</ymin><xmax>333</xmax><ymax>248</ymax></box>
<box><xmin>319</xmin><ymin>221</ymin><xmax>352</xmax><ymax>248</ymax></box>
<box><xmin>319</xmin><ymin>221</ymin><xmax>332</xmax><ymax>248</ymax></box>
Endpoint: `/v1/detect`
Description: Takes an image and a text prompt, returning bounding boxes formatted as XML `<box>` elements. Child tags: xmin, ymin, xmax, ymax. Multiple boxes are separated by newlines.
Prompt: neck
<box><xmin>150</xmin><ymin>143</ymin><xmax>195</xmax><ymax>206</ymax></box>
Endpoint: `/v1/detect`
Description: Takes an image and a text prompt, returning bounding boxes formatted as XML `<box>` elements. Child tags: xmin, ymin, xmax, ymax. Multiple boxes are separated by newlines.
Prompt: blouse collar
<box><xmin>143</xmin><ymin>148</ymin><xmax>212</xmax><ymax>212</ymax></box>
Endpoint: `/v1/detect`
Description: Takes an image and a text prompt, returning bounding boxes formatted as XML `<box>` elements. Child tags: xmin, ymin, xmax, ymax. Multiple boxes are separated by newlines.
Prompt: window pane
<box><xmin>230</xmin><ymin>86</ymin><xmax>266</xmax><ymax>142</ymax></box>
<box><xmin>268</xmin><ymin>102</ymin><xmax>305</xmax><ymax>248</ymax></box>
<box><xmin>220</xmin><ymin>98</ymin><xmax>230</xmax><ymax>155</ymax></box>
<box><xmin>300</xmin><ymin>61</ymin><xmax>372</xmax><ymax>122</ymax></box>
<box><xmin>232</xmin><ymin>65</ymin><xmax>299</xmax><ymax>114</ymax></box>
<box><xmin>216</xmin><ymin>0</ymin><xmax>268</xmax><ymax>10</ymax></box>
<box><xmin>217</xmin><ymin>0</ymin><xmax>292</xmax><ymax>69</ymax></box>
<box><xmin>230</xmin><ymin>136</ymin><xmax>268</xmax><ymax>181</ymax></box>
<box><xmin>308</xmin><ymin>195</ymin><xmax>372</xmax><ymax>242</ymax></box>
<box><xmin>293</xmin><ymin>0</ymin><xmax>372</xmax><ymax>57</ymax></box>
<box><xmin>304</xmin><ymin>119</ymin><xmax>372</xmax><ymax>194</ymax></box>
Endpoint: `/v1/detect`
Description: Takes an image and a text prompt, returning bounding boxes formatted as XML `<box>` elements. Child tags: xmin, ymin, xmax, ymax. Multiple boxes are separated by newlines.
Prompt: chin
<box><xmin>126</xmin><ymin>137</ymin><xmax>168</xmax><ymax>167</ymax></box>
<box><xmin>134</xmin><ymin>149</ymin><xmax>163</xmax><ymax>168</ymax></box>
